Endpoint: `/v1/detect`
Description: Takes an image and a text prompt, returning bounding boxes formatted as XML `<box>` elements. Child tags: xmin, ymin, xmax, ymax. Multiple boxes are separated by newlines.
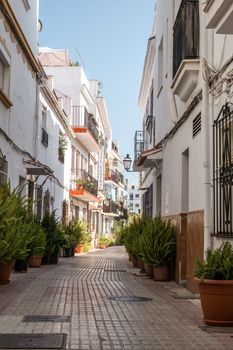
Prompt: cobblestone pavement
<box><xmin>0</xmin><ymin>246</ymin><xmax>233</xmax><ymax>350</ymax></box>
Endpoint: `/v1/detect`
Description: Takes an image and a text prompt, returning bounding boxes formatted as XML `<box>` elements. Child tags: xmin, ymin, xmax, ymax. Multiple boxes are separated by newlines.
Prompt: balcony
<box><xmin>105</xmin><ymin>169</ymin><xmax>125</xmax><ymax>187</ymax></box>
<box><xmin>103</xmin><ymin>199</ymin><xmax>119</xmax><ymax>216</ymax></box>
<box><xmin>71</xmin><ymin>106</ymin><xmax>100</xmax><ymax>152</ymax></box>
<box><xmin>204</xmin><ymin>0</ymin><xmax>233</xmax><ymax>34</ymax></box>
<box><xmin>70</xmin><ymin>169</ymin><xmax>99</xmax><ymax>202</ymax></box>
<box><xmin>172</xmin><ymin>0</ymin><xmax>200</xmax><ymax>102</ymax></box>
<box><xmin>112</xmin><ymin>141</ymin><xmax>119</xmax><ymax>155</ymax></box>
<box><xmin>133</xmin><ymin>130</ymin><xmax>163</xmax><ymax>171</ymax></box>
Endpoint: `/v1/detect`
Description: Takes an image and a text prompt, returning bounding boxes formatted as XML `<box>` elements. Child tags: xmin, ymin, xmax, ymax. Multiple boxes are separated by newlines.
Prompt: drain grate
<box><xmin>22</xmin><ymin>315</ymin><xmax>70</xmax><ymax>323</ymax></box>
<box><xmin>106</xmin><ymin>296</ymin><xmax>153</xmax><ymax>302</ymax></box>
<box><xmin>0</xmin><ymin>333</ymin><xmax>67</xmax><ymax>349</ymax></box>
<box><xmin>172</xmin><ymin>295</ymin><xmax>199</xmax><ymax>300</ymax></box>
<box><xmin>199</xmin><ymin>325</ymin><xmax>233</xmax><ymax>334</ymax></box>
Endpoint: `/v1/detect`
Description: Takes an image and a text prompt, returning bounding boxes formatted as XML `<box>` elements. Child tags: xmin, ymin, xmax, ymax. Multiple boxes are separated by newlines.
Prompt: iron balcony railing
<box><xmin>213</xmin><ymin>103</ymin><xmax>233</xmax><ymax>237</ymax></box>
<box><xmin>103</xmin><ymin>199</ymin><xmax>119</xmax><ymax>215</ymax></box>
<box><xmin>72</xmin><ymin>106</ymin><xmax>99</xmax><ymax>144</ymax></box>
<box><xmin>71</xmin><ymin>169</ymin><xmax>98</xmax><ymax>197</ymax></box>
<box><xmin>173</xmin><ymin>0</ymin><xmax>199</xmax><ymax>77</ymax></box>
<box><xmin>0</xmin><ymin>156</ymin><xmax>7</xmax><ymax>185</ymax></box>
<box><xmin>112</xmin><ymin>141</ymin><xmax>119</xmax><ymax>154</ymax></box>
<box><xmin>105</xmin><ymin>169</ymin><xmax>124</xmax><ymax>186</ymax></box>
<box><xmin>134</xmin><ymin>130</ymin><xmax>147</xmax><ymax>163</ymax></box>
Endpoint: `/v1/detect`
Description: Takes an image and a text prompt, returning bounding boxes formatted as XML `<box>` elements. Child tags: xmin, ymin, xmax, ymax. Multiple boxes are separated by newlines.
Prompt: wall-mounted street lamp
<box><xmin>123</xmin><ymin>154</ymin><xmax>134</xmax><ymax>172</ymax></box>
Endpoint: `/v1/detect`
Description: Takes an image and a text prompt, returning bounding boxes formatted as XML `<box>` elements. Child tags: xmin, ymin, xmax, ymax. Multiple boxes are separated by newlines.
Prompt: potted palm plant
<box><xmin>41</xmin><ymin>211</ymin><xmax>64</xmax><ymax>264</ymax></box>
<box><xmin>0</xmin><ymin>184</ymin><xmax>35</xmax><ymax>283</ymax></box>
<box><xmin>74</xmin><ymin>220</ymin><xmax>90</xmax><ymax>254</ymax></box>
<box><xmin>195</xmin><ymin>241</ymin><xmax>233</xmax><ymax>326</ymax></box>
<box><xmin>140</xmin><ymin>217</ymin><xmax>176</xmax><ymax>281</ymax></box>
<box><xmin>98</xmin><ymin>236</ymin><xmax>109</xmax><ymax>249</ymax></box>
<box><xmin>28</xmin><ymin>223</ymin><xmax>46</xmax><ymax>267</ymax></box>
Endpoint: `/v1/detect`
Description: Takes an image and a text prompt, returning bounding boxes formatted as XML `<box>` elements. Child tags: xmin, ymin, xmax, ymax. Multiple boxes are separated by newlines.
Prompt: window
<box><xmin>130</xmin><ymin>203</ymin><xmax>133</xmax><ymax>208</ymax></box>
<box><xmin>0</xmin><ymin>46</ymin><xmax>11</xmax><ymax>108</ymax></box>
<box><xmin>173</xmin><ymin>0</ymin><xmax>200</xmax><ymax>77</ymax></box>
<box><xmin>143</xmin><ymin>184</ymin><xmax>153</xmax><ymax>218</ymax></box>
<box><xmin>158</xmin><ymin>36</ymin><xmax>163</xmax><ymax>93</ymax></box>
<box><xmin>22</xmin><ymin>0</ymin><xmax>30</xmax><ymax>11</ymax></box>
<box><xmin>41</xmin><ymin>106</ymin><xmax>48</xmax><ymax>147</ymax></box>
<box><xmin>135</xmin><ymin>204</ymin><xmax>140</xmax><ymax>208</ymax></box>
<box><xmin>193</xmin><ymin>113</ymin><xmax>201</xmax><ymax>138</ymax></box>
<box><xmin>135</xmin><ymin>194</ymin><xmax>139</xmax><ymax>199</ymax></box>
<box><xmin>0</xmin><ymin>149</ymin><xmax>7</xmax><ymax>185</ymax></box>
<box><xmin>131</xmin><ymin>185</ymin><xmax>135</xmax><ymax>190</ymax></box>
<box><xmin>129</xmin><ymin>193</ymin><xmax>133</xmax><ymax>200</ymax></box>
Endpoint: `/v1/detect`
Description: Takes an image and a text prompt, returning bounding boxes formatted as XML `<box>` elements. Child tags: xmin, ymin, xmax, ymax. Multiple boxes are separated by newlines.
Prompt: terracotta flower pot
<box><xmin>99</xmin><ymin>244</ymin><xmax>107</xmax><ymax>249</ymax></box>
<box><xmin>144</xmin><ymin>263</ymin><xmax>154</xmax><ymax>278</ymax></box>
<box><xmin>195</xmin><ymin>278</ymin><xmax>233</xmax><ymax>326</ymax></box>
<box><xmin>0</xmin><ymin>261</ymin><xmax>14</xmax><ymax>284</ymax></box>
<box><xmin>28</xmin><ymin>256</ymin><xmax>42</xmax><ymax>268</ymax></box>
<box><xmin>75</xmin><ymin>244</ymin><xmax>84</xmax><ymax>254</ymax></box>
<box><xmin>153</xmin><ymin>264</ymin><xmax>170</xmax><ymax>282</ymax></box>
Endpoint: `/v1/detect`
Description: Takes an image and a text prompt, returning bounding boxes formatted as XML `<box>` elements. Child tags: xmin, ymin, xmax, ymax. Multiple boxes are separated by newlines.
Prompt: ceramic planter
<box><xmin>195</xmin><ymin>278</ymin><xmax>233</xmax><ymax>326</ymax></box>
<box><xmin>28</xmin><ymin>256</ymin><xmax>42</xmax><ymax>267</ymax></box>
<box><xmin>50</xmin><ymin>251</ymin><xmax>59</xmax><ymax>264</ymax></box>
<box><xmin>144</xmin><ymin>263</ymin><xmax>154</xmax><ymax>278</ymax></box>
<box><xmin>75</xmin><ymin>244</ymin><xmax>84</xmax><ymax>254</ymax></box>
<box><xmin>132</xmin><ymin>255</ymin><xmax>139</xmax><ymax>268</ymax></box>
<box><xmin>0</xmin><ymin>261</ymin><xmax>14</xmax><ymax>284</ymax></box>
<box><xmin>41</xmin><ymin>254</ymin><xmax>50</xmax><ymax>265</ymax></box>
<box><xmin>99</xmin><ymin>243</ymin><xmax>107</xmax><ymax>249</ymax></box>
<box><xmin>153</xmin><ymin>264</ymin><xmax>170</xmax><ymax>282</ymax></box>
<box><xmin>63</xmin><ymin>248</ymin><xmax>72</xmax><ymax>258</ymax></box>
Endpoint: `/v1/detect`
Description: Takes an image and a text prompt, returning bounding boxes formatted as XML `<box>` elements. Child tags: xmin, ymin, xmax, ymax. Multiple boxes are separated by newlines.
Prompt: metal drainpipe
<box><xmin>201</xmin><ymin>1</ymin><xmax>212</xmax><ymax>251</ymax></box>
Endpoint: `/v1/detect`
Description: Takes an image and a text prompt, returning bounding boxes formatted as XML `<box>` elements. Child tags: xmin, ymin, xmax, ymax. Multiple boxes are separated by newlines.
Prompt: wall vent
<box><xmin>193</xmin><ymin>113</ymin><xmax>201</xmax><ymax>137</ymax></box>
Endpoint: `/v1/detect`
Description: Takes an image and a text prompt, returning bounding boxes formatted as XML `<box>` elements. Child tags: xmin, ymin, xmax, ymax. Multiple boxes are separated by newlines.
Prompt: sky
<box><xmin>39</xmin><ymin>0</ymin><xmax>155</xmax><ymax>183</ymax></box>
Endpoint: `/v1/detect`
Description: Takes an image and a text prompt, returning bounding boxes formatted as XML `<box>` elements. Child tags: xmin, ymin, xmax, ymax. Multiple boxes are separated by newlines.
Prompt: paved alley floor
<box><xmin>0</xmin><ymin>246</ymin><xmax>233</xmax><ymax>350</ymax></box>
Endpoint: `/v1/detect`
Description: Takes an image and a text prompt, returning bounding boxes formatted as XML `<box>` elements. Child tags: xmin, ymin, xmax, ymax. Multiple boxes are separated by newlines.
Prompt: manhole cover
<box><xmin>104</xmin><ymin>269</ymin><xmax>126</xmax><ymax>272</ymax></box>
<box><xmin>22</xmin><ymin>315</ymin><xmax>70</xmax><ymax>323</ymax></box>
<box><xmin>106</xmin><ymin>296</ymin><xmax>153</xmax><ymax>302</ymax></box>
<box><xmin>199</xmin><ymin>325</ymin><xmax>233</xmax><ymax>333</ymax></box>
<box><xmin>0</xmin><ymin>333</ymin><xmax>67</xmax><ymax>349</ymax></box>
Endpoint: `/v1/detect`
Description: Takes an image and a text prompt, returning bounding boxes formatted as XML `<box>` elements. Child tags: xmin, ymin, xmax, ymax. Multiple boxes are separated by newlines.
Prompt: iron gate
<box><xmin>213</xmin><ymin>103</ymin><xmax>233</xmax><ymax>236</ymax></box>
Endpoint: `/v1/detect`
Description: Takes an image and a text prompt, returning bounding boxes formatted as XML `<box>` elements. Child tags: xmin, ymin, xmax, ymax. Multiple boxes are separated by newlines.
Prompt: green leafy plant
<box><xmin>98</xmin><ymin>236</ymin><xmax>109</xmax><ymax>246</ymax></box>
<box><xmin>124</xmin><ymin>216</ymin><xmax>145</xmax><ymax>258</ymax></box>
<box><xmin>63</xmin><ymin>221</ymin><xmax>83</xmax><ymax>248</ymax></box>
<box><xmin>74</xmin><ymin>220</ymin><xmax>92</xmax><ymax>245</ymax></box>
<box><xmin>0</xmin><ymin>184</ymin><xmax>37</xmax><ymax>263</ymax></box>
<box><xmin>41</xmin><ymin>210</ymin><xmax>64</xmax><ymax>255</ymax></box>
<box><xmin>140</xmin><ymin>217</ymin><xmax>176</xmax><ymax>265</ymax></box>
<box><xmin>195</xmin><ymin>241</ymin><xmax>233</xmax><ymax>280</ymax></box>
<box><xmin>27</xmin><ymin>220</ymin><xmax>46</xmax><ymax>257</ymax></box>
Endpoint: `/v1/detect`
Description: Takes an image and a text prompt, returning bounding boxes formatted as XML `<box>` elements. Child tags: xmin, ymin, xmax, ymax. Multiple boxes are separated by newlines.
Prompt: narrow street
<box><xmin>0</xmin><ymin>247</ymin><xmax>232</xmax><ymax>350</ymax></box>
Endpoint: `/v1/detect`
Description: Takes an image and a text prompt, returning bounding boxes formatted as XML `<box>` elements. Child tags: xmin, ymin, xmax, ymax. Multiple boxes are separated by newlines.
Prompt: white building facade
<box><xmin>136</xmin><ymin>0</ymin><xmax>233</xmax><ymax>292</ymax></box>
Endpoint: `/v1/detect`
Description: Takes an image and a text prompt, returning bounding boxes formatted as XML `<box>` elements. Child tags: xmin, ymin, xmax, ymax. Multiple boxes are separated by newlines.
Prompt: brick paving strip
<box><xmin>0</xmin><ymin>246</ymin><xmax>233</xmax><ymax>349</ymax></box>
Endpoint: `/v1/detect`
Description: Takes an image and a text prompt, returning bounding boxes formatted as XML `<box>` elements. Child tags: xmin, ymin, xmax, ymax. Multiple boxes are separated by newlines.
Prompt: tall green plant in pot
<box><xmin>0</xmin><ymin>184</ymin><xmax>35</xmax><ymax>283</ymax></box>
<box><xmin>27</xmin><ymin>220</ymin><xmax>46</xmax><ymax>267</ymax></box>
<box><xmin>41</xmin><ymin>211</ymin><xmax>63</xmax><ymax>264</ymax></box>
<box><xmin>124</xmin><ymin>217</ymin><xmax>145</xmax><ymax>267</ymax></box>
<box><xmin>140</xmin><ymin>217</ymin><xmax>176</xmax><ymax>281</ymax></box>
<box><xmin>195</xmin><ymin>241</ymin><xmax>233</xmax><ymax>326</ymax></box>
<box><xmin>63</xmin><ymin>221</ymin><xmax>82</xmax><ymax>257</ymax></box>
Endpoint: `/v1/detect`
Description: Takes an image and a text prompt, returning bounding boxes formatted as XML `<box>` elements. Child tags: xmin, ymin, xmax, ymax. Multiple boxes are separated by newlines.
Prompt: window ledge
<box><xmin>0</xmin><ymin>89</ymin><xmax>13</xmax><ymax>109</ymax></box>
<box><xmin>171</xmin><ymin>59</ymin><xmax>200</xmax><ymax>102</ymax></box>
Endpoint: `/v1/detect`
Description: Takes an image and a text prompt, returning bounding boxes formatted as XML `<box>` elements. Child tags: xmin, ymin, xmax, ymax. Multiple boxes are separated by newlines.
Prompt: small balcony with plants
<box><xmin>70</xmin><ymin>169</ymin><xmax>99</xmax><ymax>202</ymax></box>
<box><xmin>104</xmin><ymin>168</ymin><xmax>125</xmax><ymax>187</ymax></box>
<box><xmin>71</xmin><ymin>106</ymin><xmax>100</xmax><ymax>152</ymax></box>
<box><xmin>171</xmin><ymin>0</ymin><xmax>200</xmax><ymax>102</ymax></box>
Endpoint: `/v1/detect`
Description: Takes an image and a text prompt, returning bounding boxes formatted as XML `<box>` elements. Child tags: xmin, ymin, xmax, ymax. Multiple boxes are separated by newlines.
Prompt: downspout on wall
<box><xmin>201</xmin><ymin>0</ymin><xmax>213</xmax><ymax>251</ymax></box>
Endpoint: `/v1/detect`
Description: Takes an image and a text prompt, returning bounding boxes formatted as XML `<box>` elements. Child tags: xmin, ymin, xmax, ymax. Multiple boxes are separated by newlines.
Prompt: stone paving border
<box><xmin>0</xmin><ymin>247</ymin><xmax>233</xmax><ymax>349</ymax></box>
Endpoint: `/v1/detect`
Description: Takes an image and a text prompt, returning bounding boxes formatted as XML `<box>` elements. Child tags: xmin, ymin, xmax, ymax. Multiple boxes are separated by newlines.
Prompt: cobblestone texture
<box><xmin>0</xmin><ymin>246</ymin><xmax>233</xmax><ymax>349</ymax></box>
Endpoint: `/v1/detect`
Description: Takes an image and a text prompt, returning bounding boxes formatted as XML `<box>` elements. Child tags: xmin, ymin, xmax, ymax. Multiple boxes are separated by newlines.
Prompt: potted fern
<box><xmin>0</xmin><ymin>184</ymin><xmax>35</xmax><ymax>283</ymax></box>
<box><xmin>28</xmin><ymin>222</ymin><xmax>46</xmax><ymax>267</ymax></box>
<box><xmin>195</xmin><ymin>241</ymin><xmax>233</xmax><ymax>326</ymax></box>
<box><xmin>140</xmin><ymin>217</ymin><xmax>176</xmax><ymax>281</ymax></box>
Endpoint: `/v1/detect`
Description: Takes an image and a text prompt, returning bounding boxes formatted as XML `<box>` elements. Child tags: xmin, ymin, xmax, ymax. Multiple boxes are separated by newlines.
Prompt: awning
<box><xmin>24</xmin><ymin>159</ymin><xmax>54</xmax><ymax>176</ymax></box>
<box><xmin>137</xmin><ymin>146</ymin><xmax>163</xmax><ymax>168</ymax></box>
